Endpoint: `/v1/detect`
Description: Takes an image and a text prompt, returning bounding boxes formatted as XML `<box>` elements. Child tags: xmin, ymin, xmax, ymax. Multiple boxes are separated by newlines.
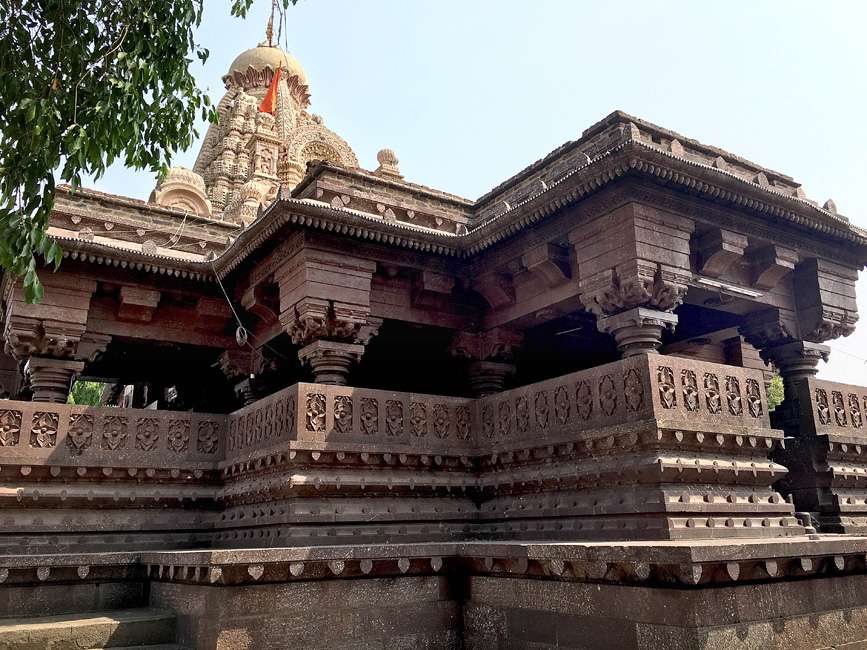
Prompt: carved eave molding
<box><xmin>463</xmin><ymin>139</ymin><xmax>867</xmax><ymax>257</ymax></box>
<box><xmin>212</xmin><ymin>195</ymin><xmax>463</xmax><ymax>279</ymax></box>
<box><xmin>52</xmin><ymin>235</ymin><xmax>214</xmax><ymax>282</ymax></box>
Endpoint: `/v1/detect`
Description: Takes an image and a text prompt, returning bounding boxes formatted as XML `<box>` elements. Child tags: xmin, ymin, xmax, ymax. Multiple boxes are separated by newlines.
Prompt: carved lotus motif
<box><xmin>624</xmin><ymin>369</ymin><xmax>644</xmax><ymax>412</ymax></box>
<box><xmin>167</xmin><ymin>420</ymin><xmax>190</xmax><ymax>453</ymax></box>
<box><xmin>498</xmin><ymin>401</ymin><xmax>513</xmax><ymax>437</ymax></box>
<box><xmin>433</xmin><ymin>404</ymin><xmax>449</xmax><ymax>439</ymax></box>
<box><xmin>410</xmin><ymin>402</ymin><xmax>427</xmax><ymax>437</ymax></box>
<box><xmin>746</xmin><ymin>379</ymin><xmax>763</xmax><ymax>418</ymax></box>
<box><xmin>482</xmin><ymin>404</ymin><xmax>495</xmax><ymax>439</ymax></box>
<box><xmin>726</xmin><ymin>376</ymin><xmax>743</xmax><ymax>416</ymax></box>
<box><xmin>455</xmin><ymin>406</ymin><xmax>471</xmax><ymax>441</ymax></box>
<box><xmin>67</xmin><ymin>414</ymin><xmax>93</xmax><ymax>455</ymax></box>
<box><xmin>704</xmin><ymin>373</ymin><xmax>721</xmax><ymax>414</ymax></box>
<box><xmin>657</xmin><ymin>366</ymin><xmax>676</xmax><ymax>409</ymax></box>
<box><xmin>273</xmin><ymin>399</ymin><xmax>286</xmax><ymax>438</ymax></box>
<box><xmin>102</xmin><ymin>416</ymin><xmax>128</xmax><ymax>450</ymax></box>
<box><xmin>515</xmin><ymin>396</ymin><xmax>530</xmax><ymax>432</ymax></box>
<box><xmin>599</xmin><ymin>375</ymin><xmax>617</xmax><ymax>417</ymax></box>
<box><xmin>334</xmin><ymin>396</ymin><xmax>353</xmax><ymax>434</ymax></box>
<box><xmin>197</xmin><ymin>421</ymin><xmax>220</xmax><ymax>454</ymax></box>
<box><xmin>681</xmin><ymin>370</ymin><xmax>699</xmax><ymax>412</ymax></box>
<box><xmin>135</xmin><ymin>418</ymin><xmax>160</xmax><ymax>452</ymax></box>
<box><xmin>0</xmin><ymin>410</ymin><xmax>22</xmax><ymax>447</ymax></box>
<box><xmin>534</xmin><ymin>392</ymin><xmax>550</xmax><ymax>429</ymax></box>
<box><xmin>360</xmin><ymin>398</ymin><xmax>378</xmax><ymax>435</ymax></box>
<box><xmin>832</xmin><ymin>391</ymin><xmax>847</xmax><ymax>427</ymax></box>
<box><xmin>287</xmin><ymin>396</ymin><xmax>297</xmax><ymax>430</ymax></box>
<box><xmin>554</xmin><ymin>386</ymin><xmax>570</xmax><ymax>425</ymax></box>
<box><xmin>30</xmin><ymin>412</ymin><xmax>58</xmax><ymax>448</ymax></box>
<box><xmin>305</xmin><ymin>393</ymin><xmax>326</xmax><ymax>432</ymax></box>
<box><xmin>263</xmin><ymin>405</ymin><xmax>274</xmax><ymax>439</ymax></box>
<box><xmin>386</xmin><ymin>400</ymin><xmax>404</xmax><ymax>436</ymax></box>
<box><xmin>575</xmin><ymin>380</ymin><xmax>593</xmax><ymax>420</ymax></box>
<box><xmin>850</xmin><ymin>394</ymin><xmax>863</xmax><ymax>429</ymax></box>
<box><xmin>816</xmin><ymin>388</ymin><xmax>831</xmax><ymax>425</ymax></box>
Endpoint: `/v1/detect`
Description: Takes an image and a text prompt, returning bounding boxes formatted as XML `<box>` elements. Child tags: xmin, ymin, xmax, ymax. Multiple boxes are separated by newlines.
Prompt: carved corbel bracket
<box><xmin>794</xmin><ymin>258</ymin><xmax>859</xmax><ymax>343</ymax></box>
<box><xmin>118</xmin><ymin>286</ymin><xmax>161</xmax><ymax>323</ymax></box>
<box><xmin>241</xmin><ymin>281</ymin><xmax>279</xmax><ymax>325</ymax></box>
<box><xmin>473</xmin><ymin>272</ymin><xmax>515</xmax><ymax>310</ymax></box>
<box><xmin>448</xmin><ymin>328</ymin><xmax>523</xmax><ymax>363</ymax></box>
<box><xmin>521</xmin><ymin>243</ymin><xmax>572</xmax><ymax>288</ymax></box>
<box><xmin>580</xmin><ymin>261</ymin><xmax>690</xmax><ymax>318</ymax></box>
<box><xmin>281</xmin><ymin>298</ymin><xmax>377</xmax><ymax>348</ymax></box>
<box><xmin>4</xmin><ymin>315</ymin><xmax>86</xmax><ymax>360</ymax></box>
<box><xmin>739</xmin><ymin>308</ymin><xmax>797</xmax><ymax>362</ymax></box>
<box><xmin>195</xmin><ymin>297</ymin><xmax>232</xmax><ymax>332</ymax></box>
<box><xmin>411</xmin><ymin>271</ymin><xmax>456</xmax><ymax>309</ymax></box>
<box><xmin>697</xmin><ymin>228</ymin><xmax>747</xmax><ymax>278</ymax></box>
<box><xmin>748</xmin><ymin>244</ymin><xmax>797</xmax><ymax>290</ymax></box>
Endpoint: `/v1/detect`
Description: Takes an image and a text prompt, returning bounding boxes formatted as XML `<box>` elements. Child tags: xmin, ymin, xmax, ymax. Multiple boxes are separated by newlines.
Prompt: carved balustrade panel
<box><xmin>0</xmin><ymin>400</ymin><xmax>225</xmax><ymax>467</ymax></box>
<box><xmin>801</xmin><ymin>377</ymin><xmax>867</xmax><ymax>438</ymax></box>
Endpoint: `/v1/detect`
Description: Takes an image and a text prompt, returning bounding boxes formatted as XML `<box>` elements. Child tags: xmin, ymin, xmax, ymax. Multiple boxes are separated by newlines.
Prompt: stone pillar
<box><xmin>297</xmin><ymin>340</ymin><xmax>364</xmax><ymax>385</ymax></box>
<box><xmin>570</xmin><ymin>202</ymin><xmax>693</xmax><ymax>358</ymax></box>
<box><xmin>596</xmin><ymin>307</ymin><xmax>678</xmax><ymax>357</ymax></box>
<box><xmin>449</xmin><ymin>328</ymin><xmax>522</xmax><ymax>397</ymax></box>
<box><xmin>25</xmin><ymin>357</ymin><xmax>85</xmax><ymax>403</ymax></box>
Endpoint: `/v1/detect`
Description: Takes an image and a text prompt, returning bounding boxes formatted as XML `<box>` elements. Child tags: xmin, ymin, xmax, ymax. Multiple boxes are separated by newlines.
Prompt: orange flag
<box><xmin>258</xmin><ymin>65</ymin><xmax>282</xmax><ymax>114</ymax></box>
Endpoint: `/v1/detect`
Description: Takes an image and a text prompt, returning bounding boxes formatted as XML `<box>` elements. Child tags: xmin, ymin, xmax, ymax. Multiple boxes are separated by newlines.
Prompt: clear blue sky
<box><xmin>90</xmin><ymin>0</ymin><xmax>867</xmax><ymax>384</ymax></box>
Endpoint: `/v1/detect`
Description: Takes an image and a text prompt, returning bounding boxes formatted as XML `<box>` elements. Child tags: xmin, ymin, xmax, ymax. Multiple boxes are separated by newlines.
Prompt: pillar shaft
<box><xmin>298</xmin><ymin>340</ymin><xmax>364</xmax><ymax>386</ymax></box>
<box><xmin>26</xmin><ymin>357</ymin><xmax>85</xmax><ymax>403</ymax></box>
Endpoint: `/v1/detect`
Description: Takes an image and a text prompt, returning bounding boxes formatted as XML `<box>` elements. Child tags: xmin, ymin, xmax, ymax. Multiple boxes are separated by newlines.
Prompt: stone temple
<box><xmin>1</xmin><ymin>31</ymin><xmax>866</xmax><ymax>650</ymax></box>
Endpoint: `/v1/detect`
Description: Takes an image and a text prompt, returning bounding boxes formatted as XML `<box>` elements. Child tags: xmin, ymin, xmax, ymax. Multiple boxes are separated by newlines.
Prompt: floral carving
<box><xmin>386</xmin><ymin>400</ymin><xmax>404</xmax><ymax>436</ymax></box>
<box><xmin>516</xmin><ymin>395</ymin><xmax>530</xmax><ymax>432</ymax></box>
<box><xmin>681</xmin><ymin>370</ymin><xmax>699</xmax><ymax>412</ymax></box>
<box><xmin>273</xmin><ymin>398</ymin><xmax>286</xmax><ymax>438</ymax></box>
<box><xmin>263</xmin><ymin>405</ymin><xmax>274</xmax><ymax>439</ymax></box>
<box><xmin>599</xmin><ymin>375</ymin><xmax>617</xmax><ymax>417</ymax></box>
<box><xmin>433</xmin><ymin>404</ymin><xmax>449</xmax><ymax>439</ymax></box>
<box><xmin>832</xmin><ymin>391</ymin><xmax>847</xmax><ymax>427</ymax></box>
<box><xmin>726</xmin><ymin>376</ymin><xmax>743</xmax><ymax>416</ymax></box>
<box><xmin>102</xmin><ymin>416</ymin><xmax>128</xmax><ymax>450</ymax></box>
<box><xmin>334</xmin><ymin>396</ymin><xmax>353</xmax><ymax>434</ymax></box>
<box><xmin>0</xmin><ymin>410</ymin><xmax>22</xmax><ymax>447</ymax></box>
<box><xmin>704</xmin><ymin>373</ymin><xmax>721</xmax><ymax>414</ymax></box>
<box><xmin>167</xmin><ymin>420</ymin><xmax>190</xmax><ymax>453</ymax></box>
<box><xmin>287</xmin><ymin>396</ymin><xmax>297</xmax><ymax>430</ymax></box>
<box><xmin>360</xmin><ymin>398</ymin><xmax>379</xmax><ymax>435</ymax></box>
<box><xmin>554</xmin><ymin>386</ymin><xmax>570</xmax><ymax>425</ymax></box>
<box><xmin>657</xmin><ymin>366</ymin><xmax>676</xmax><ymax>409</ymax></box>
<box><xmin>498</xmin><ymin>401</ymin><xmax>513</xmax><ymax>437</ymax></box>
<box><xmin>456</xmin><ymin>406</ymin><xmax>471</xmax><ymax>440</ymax></box>
<box><xmin>534</xmin><ymin>392</ymin><xmax>550</xmax><ymax>429</ymax></box>
<box><xmin>624</xmin><ymin>369</ymin><xmax>644</xmax><ymax>412</ymax></box>
<box><xmin>482</xmin><ymin>404</ymin><xmax>495</xmax><ymax>439</ymax></box>
<box><xmin>135</xmin><ymin>418</ymin><xmax>160</xmax><ymax>451</ymax></box>
<box><xmin>306</xmin><ymin>393</ymin><xmax>326</xmax><ymax>432</ymax></box>
<box><xmin>30</xmin><ymin>412</ymin><xmax>59</xmax><ymax>448</ymax></box>
<box><xmin>197</xmin><ymin>421</ymin><xmax>220</xmax><ymax>454</ymax></box>
<box><xmin>410</xmin><ymin>402</ymin><xmax>427</xmax><ymax>437</ymax></box>
<box><xmin>746</xmin><ymin>379</ymin><xmax>763</xmax><ymax>418</ymax></box>
<box><xmin>575</xmin><ymin>380</ymin><xmax>593</xmax><ymax>420</ymax></box>
<box><xmin>849</xmin><ymin>394</ymin><xmax>863</xmax><ymax>429</ymax></box>
<box><xmin>67</xmin><ymin>414</ymin><xmax>93</xmax><ymax>455</ymax></box>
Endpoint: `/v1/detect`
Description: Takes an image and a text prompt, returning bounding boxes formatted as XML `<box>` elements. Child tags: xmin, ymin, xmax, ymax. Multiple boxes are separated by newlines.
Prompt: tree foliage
<box><xmin>68</xmin><ymin>379</ymin><xmax>104</xmax><ymax>406</ymax></box>
<box><xmin>0</xmin><ymin>0</ymin><xmax>295</xmax><ymax>303</ymax></box>
<box><xmin>767</xmin><ymin>373</ymin><xmax>784</xmax><ymax>411</ymax></box>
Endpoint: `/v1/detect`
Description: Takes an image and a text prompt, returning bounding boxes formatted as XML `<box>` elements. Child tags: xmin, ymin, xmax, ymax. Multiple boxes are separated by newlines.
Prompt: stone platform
<box><xmin>4</xmin><ymin>536</ymin><xmax>867</xmax><ymax>648</ymax></box>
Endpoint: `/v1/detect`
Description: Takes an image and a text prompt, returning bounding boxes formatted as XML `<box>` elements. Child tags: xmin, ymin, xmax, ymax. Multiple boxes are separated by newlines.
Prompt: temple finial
<box><xmin>265</xmin><ymin>0</ymin><xmax>276</xmax><ymax>46</ymax></box>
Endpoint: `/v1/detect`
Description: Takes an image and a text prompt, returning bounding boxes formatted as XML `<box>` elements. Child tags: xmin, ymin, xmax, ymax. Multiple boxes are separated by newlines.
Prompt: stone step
<box><xmin>0</xmin><ymin>608</ymin><xmax>175</xmax><ymax>649</ymax></box>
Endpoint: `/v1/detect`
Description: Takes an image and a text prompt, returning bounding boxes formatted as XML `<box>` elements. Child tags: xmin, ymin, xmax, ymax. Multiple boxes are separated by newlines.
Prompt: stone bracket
<box><xmin>521</xmin><ymin>243</ymin><xmax>571</xmax><ymax>288</ymax></box>
<box><xmin>697</xmin><ymin>228</ymin><xmax>747</xmax><ymax>278</ymax></box>
<box><xmin>748</xmin><ymin>244</ymin><xmax>797</xmax><ymax>290</ymax></box>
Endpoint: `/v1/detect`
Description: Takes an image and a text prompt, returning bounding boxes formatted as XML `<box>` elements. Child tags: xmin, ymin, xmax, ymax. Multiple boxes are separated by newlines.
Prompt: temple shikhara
<box><xmin>2</xmin><ymin>29</ymin><xmax>867</xmax><ymax>650</ymax></box>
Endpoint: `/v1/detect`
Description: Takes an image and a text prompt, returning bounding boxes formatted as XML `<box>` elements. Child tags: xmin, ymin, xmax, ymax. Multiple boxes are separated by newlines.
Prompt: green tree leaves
<box><xmin>0</xmin><ymin>0</ymin><xmax>218</xmax><ymax>302</ymax></box>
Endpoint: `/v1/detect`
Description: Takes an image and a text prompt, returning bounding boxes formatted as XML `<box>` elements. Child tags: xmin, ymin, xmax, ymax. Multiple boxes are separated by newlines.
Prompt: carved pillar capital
<box><xmin>579</xmin><ymin>261</ymin><xmax>690</xmax><ymax>319</ymax></box>
<box><xmin>25</xmin><ymin>357</ymin><xmax>85</xmax><ymax>403</ymax></box>
<box><xmin>297</xmin><ymin>340</ymin><xmax>364</xmax><ymax>386</ymax></box>
<box><xmin>449</xmin><ymin>328</ymin><xmax>522</xmax><ymax>396</ymax></box>
<box><xmin>597</xmin><ymin>307</ymin><xmax>678</xmax><ymax>357</ymax></box>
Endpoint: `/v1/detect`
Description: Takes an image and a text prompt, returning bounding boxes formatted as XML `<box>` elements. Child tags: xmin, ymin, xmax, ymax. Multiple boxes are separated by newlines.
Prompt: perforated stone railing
<box><xmin>0</xmin><ymin>401</ymin><xmax>224</xmax><ymax>467</ymax></box>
